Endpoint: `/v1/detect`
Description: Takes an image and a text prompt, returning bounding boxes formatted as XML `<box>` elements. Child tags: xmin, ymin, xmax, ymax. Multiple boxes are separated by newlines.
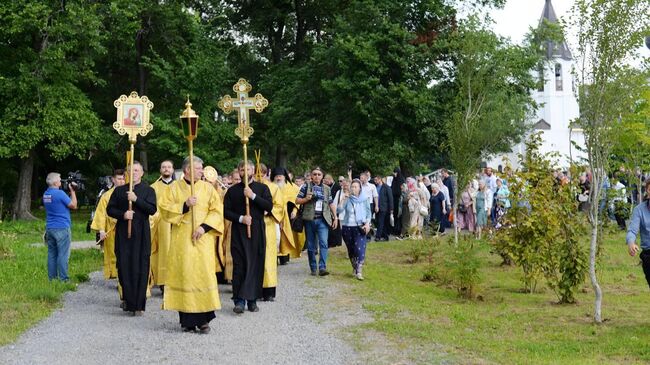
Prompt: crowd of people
<box><xmin>41</xmin><ymin>158</ymin><xmax>650</xmax><ymax>334</ymax></box>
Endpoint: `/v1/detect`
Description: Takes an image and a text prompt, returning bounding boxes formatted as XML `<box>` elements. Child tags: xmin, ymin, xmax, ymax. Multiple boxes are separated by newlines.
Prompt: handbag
<box><xmin>290</xmin><ymin>205</ymin><xmax>305</xmax><ymax>232</ymax></box>
<box><xmin>328</xmin><ymin>225</ymin><xmax>342</xmax><ymax>247</ymax></box>
<box><xmin>457</xmin><ymin>204</ymin><xmax>468</xmax><ymax>214</ymax></box>
<box><xmin>578</xmin><ymin>193</ymin><xmax>589</xmax><ymax>202</ymax></box>
<box><xmin>419</xmin><ymin>205</ymin><xmax>429</xmax><ymax>216</ymax></box>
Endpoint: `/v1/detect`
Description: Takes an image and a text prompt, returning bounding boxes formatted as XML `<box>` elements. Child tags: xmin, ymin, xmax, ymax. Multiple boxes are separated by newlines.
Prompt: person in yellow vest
<box><xmin>271</xmin><ymin>167</ymin><xmax>299</xmax><ymax>263</ymax></box>
<box><xmin>90</xmin><ymin>169</ymin><xmax>125</xmax><ymax>279</ymax></box>
<box><xmin>220</xmin><ymin>169</ymin><xmax>242</xmax><ymax>283</ymax></box>
<box><xmin>159</xmin><ymin>156</ymin><xmax>224</xmax><ymax>334</ymax></box>
<box><xmin>203</xmin><ymin>166</ymin><xmax>227</xmax><ymax>278</ymax></box>
<box><xmin>289</xmin><ymin>173</ymin><xmax>306</xmax><ymax>255</ymax></box>
<box><xmin>149</xmin><ymin>160</ymin><xmax>175</xmax><ymax>295</ymax></box>
<box><xmin>258</xmin><ymin>164</ymin><xmax>283</xmax><ymax>301</ymax></box>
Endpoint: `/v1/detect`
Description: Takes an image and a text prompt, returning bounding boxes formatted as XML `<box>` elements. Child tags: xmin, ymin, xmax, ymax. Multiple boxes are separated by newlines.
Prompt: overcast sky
<box><xmin>468</xmin><ymin>0</ymin><xmax>649</xmax><ymax>60</ymax></box>
<box><xmin>489</xmin><ymin>0</ymin><xmax>573</xmax><ymax>43</ymax></box>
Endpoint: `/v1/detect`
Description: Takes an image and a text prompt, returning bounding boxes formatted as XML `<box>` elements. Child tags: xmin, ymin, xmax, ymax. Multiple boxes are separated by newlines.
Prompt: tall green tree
<box><xmin>0</xmin><ymin>1</ymin><xmax>105</xmax><ymax>219</ymax></box>
<box><xmin>570</xmin><ymin>0</ymin><xmax>649</xmax><ymax>323</ymax></box>
<box><xmin>443</xmin><ymin>15</ymin><xmax>539</xmax><ymax>243</ymax></box>
<box><xmin>305</xmin><ymin>0</ymin><xmax>457</xmax><ymax>174</ymax></box>
<box><xmin>610</xmin><ymin>87</ymin><xmax>650</xmax><ymax>203</ymax></box>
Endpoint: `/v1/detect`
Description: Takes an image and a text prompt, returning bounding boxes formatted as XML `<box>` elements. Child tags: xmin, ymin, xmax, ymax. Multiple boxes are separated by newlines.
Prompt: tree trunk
<box><xmin>453</xmin><ymin>176</ymin><xmax>459</xmax><ymax>246</ymax></box>
<box><xmin>588</xmin><ymin>175</ymin><xmax>603</xmax><ymax>323</ymax></box>
<box><xmin>588</xmin><ymin>223</ymin><xmax>602</xmax><ymax>322</ymax></box>
<box><xmin>139</xmin><ymin>148</ymin><xmax>148</xmax><ymax>173</ymax></box>
<box><xmin>13</xmin><ymin>150</ymin><xmax>37</xmax><ymax>220</ymax></box>
<box><xmin>275</xmin><ymin>145</ymin><xmax>287</xmax><ymax>168</ymax></box>
<box><xmin>639</xmin><ymin>175</ymin><xmax>643</xmax><ymax>204</ymax></box>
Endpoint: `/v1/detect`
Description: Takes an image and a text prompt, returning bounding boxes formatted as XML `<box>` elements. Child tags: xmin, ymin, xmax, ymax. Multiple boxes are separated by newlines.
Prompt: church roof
<box><xmin>540</xmin><ymin>0</ymin><xmax>573</xmax><ymax>60</ymax></box>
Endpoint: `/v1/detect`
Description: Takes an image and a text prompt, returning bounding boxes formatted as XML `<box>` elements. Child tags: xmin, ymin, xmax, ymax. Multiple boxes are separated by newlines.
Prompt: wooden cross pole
<box><xmin>113</xmin><ymin>92</ymin><xmax>154</xmax><ymax>238</ymax></box>
<box><xmin>218</xmin><ymin>79</ymin><xmax>269</xmax><ymax>239</ymax></box>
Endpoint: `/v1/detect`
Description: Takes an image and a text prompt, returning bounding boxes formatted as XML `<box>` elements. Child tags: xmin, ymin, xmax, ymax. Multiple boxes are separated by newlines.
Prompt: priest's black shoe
<box><xmin>233</xmin><ymin>305</ymin><xmax>245</xmax><ymax>314</ymax></box>
<box><xmin>198</xmin><ymin>324</ymin><xmax>211</xmax><ymax>334</ymax></box>
<box><xmin>248</xmin><ymin>303</ymin><xmax>259</xmax><ymax>312</ymax></box>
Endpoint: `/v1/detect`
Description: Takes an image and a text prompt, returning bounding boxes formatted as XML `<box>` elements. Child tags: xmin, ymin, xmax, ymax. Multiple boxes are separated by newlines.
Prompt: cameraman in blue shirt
<box><xmin>43</xmin><ymin>172</ymin><xmax>78</xmax><ymax>281</ymax></box>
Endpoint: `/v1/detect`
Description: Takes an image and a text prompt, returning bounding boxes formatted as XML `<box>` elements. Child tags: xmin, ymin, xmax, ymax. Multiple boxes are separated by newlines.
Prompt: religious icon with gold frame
<box><xmin>113</xmin><ymin>91</ymin><xmax>154</xmax><ymax>142</ymax></box>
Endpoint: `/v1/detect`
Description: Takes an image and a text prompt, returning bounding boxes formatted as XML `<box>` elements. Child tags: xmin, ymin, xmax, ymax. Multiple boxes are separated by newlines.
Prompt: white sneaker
<box><xmin>356</xmin><ymin>272</ymin><xmax>364</xmax><ymax>281</ymax></box>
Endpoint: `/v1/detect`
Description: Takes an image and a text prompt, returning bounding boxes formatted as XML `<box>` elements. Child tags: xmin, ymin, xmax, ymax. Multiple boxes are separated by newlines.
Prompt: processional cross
<box><xmin>218</xmin><ymin>79</ymin><xmax>269</xmax><ymax>238</ymax></box>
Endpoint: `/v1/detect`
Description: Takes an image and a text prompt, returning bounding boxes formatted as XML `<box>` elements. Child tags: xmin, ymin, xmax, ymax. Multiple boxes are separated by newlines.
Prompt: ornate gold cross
<box><xmin>217</xmin><ymin>78</ymin><xmax>268</xmax><ymax>144</ymax></box>
<box><xmin>217</xmin><ymin>79</ymin><xmax>269</xmax><ymax>239</ymax></box>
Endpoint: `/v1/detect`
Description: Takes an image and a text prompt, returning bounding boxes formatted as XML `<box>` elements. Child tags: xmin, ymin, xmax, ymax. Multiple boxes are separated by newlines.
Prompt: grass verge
<box><xmin>328</xmin><ymin>231</ymin><xmax>650</xmax><ymax>364</ymax></box>
<box><xmin>0</xmin><ymin>209</ymin><xmax>102</xmax><ymax>346</ymax></box>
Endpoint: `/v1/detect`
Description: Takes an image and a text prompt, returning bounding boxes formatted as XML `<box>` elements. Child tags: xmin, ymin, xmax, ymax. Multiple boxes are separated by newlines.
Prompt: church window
<box><xmin>555</xmin><ymin>63</ymin><xmax>563</xmax><ymax>91</ymax></box>
<box><xmin>537</xmin><ymin>65</ymin><xmax>544</xmax><ymax>91</ymax></box>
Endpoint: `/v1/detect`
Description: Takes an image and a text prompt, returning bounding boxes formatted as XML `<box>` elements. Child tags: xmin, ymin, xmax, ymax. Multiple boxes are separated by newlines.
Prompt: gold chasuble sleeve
<box><xmin>283</xmin><ymin>183</ymin><xmax>303</xmax><ymax>257</ymax></box>
<box><xmin>150</xmin><ymin>181</ymin><xmax>174</xmax><ymax>286</ymax></box>
<box><xmin>90</xmin><ymin>188</ymin><xmax>118</xmax><ymax>279</ymax></box>
<box><xmin>159</xmin><ymin>180</ymin><xmax>223</xmax><ymax>313</ymax></box>
<box><xmin>262</xmin><ymin>181</ymin><xmax>282</xmax><ymax>288</ymax></box>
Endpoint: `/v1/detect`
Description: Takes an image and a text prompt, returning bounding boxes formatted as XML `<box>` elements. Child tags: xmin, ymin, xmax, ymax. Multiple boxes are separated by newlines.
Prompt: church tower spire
<box><xmin>540</xmin><ymin>0</ymin><xmax>572</xmax><ymax>60</ymax></box>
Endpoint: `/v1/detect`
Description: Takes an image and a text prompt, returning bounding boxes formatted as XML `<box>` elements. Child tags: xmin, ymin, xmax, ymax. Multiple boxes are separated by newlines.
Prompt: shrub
<box><xmin>493</xmin><ymin>134</ymin><xmax>588</xmax><ymax>301</ymax></box>
<box><xmin>0</xmin><ymin>231</ymin><xmax>16</xmax><ymax>260</ymax></box>
<box><xmin>448</xmin><ymin>240</ymin><xmax>482</xmax><ymax>299</ymax></box>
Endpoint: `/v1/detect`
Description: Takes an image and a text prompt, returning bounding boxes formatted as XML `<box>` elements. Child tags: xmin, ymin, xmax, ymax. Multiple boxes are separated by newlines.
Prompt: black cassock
<box><xmin>224</xmin><ymin>181</ymin><xmax>273</xmax><ymax>301</ymax></box>
<box><xmin>107</xmin><ymin>182</ymin><xmax>156</xmax><ymax>312</ymax></box>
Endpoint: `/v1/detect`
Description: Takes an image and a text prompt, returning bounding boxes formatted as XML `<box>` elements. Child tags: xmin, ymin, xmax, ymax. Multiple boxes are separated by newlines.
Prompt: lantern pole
<box><xmin>180</xmin><ymin>97</ymin><xmax>199</xmax><ymax>238</ymax></box>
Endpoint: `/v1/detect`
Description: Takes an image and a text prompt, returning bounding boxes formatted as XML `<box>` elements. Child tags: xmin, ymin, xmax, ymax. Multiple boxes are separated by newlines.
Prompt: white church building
<box><xmin>488</xmin><ymin>0</ymin><xmax>586</xmax><ymax>171</ymax></box>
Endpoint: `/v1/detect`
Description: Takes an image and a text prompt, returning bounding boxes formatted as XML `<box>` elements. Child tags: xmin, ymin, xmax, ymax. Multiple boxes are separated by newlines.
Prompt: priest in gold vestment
<box><xmin>258</xmin><ymin>164</ymin><xmax>283</xmax><ymax>301</ymax></box>
<box><xmin>272</xmin><ymin>167</ymin><xmax>302</xmax><ymax>259</ymax></box>
<box><xmin>149</xmin><ymin>160</ymin><xmax>175</xmax><ymax>293</ymax></box>
<box><xmin>159</xmin><ymin>156</ymin><xmax>224</xmax><ymax>333</ymax></box>
<box><xmin>91</xmin><ymin>169</ymin><xmax>125</xmax><ymax>280</ymax></box>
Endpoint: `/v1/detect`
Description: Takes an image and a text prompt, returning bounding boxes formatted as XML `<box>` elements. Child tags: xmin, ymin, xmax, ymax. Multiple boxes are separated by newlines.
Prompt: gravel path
<box><xmin>0</xmin><ymin>256</ymin><xmax>363</xmax><ymax>365</ymax></box>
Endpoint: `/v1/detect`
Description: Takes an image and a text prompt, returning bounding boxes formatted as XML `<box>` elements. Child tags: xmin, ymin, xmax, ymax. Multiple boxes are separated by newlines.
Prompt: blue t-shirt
<box><xmin>43</xmin><ymin>188</ymin><xmax>72</xmax><ymax>229</ymax></box>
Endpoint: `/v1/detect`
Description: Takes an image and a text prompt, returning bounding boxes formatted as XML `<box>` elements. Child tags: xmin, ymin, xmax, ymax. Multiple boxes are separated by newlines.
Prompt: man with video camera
<box><xmin>43</xmin><ymin>172</ymin><xmax>78</xmax><ymax>281</ymax></box>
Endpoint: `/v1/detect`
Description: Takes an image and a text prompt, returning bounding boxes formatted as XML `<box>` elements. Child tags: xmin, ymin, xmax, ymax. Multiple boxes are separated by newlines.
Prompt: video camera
<box><xmin>96</xmin><ymin>176</ymin><xmax>113</xmax><ymax>193</ymax></box>
<box><xmin>62</xmin><ymin>171</ymin><xmax>86</xmax><ymax>193</ymax></box>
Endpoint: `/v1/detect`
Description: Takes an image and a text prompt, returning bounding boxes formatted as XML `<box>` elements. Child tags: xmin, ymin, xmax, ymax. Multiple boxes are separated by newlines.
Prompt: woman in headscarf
<box><xmin>406</xmin><ymin>178</ymin><xmax>424</xmax><ymax>239</ymax></box>
<box><xmin>337</xmin><ymin>179</ymin><xmax>371</xmax><ymax>280</ymax></box>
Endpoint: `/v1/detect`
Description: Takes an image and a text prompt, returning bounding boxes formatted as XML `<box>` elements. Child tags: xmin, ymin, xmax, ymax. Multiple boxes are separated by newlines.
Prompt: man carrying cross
<box><xmin>224</xmin><ymin>160</ymin><xmax>273</xmax><ymax>314</ymax></box>
<box><xmin>107</xmin><ymin>161</ymin><xmax>157</xmax><ymax>316</ymax></box>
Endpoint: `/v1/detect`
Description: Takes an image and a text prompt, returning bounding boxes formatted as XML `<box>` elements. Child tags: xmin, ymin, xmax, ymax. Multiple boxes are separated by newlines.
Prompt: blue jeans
<box><xmin>46</xmin><ymin>228</ymin><xmax>71</xmax><ymax>281</ymax></box>
<box><xmin>305</xmin><ymin>218</ymin><xmax>329</xmax><ymax>272</ymax></box>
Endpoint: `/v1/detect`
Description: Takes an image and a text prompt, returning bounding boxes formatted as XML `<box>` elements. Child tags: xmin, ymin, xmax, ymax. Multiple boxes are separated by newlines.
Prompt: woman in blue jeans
<box><xmin>337</xmin><ymin>179</ymin><xmax>371</xmax><ymax>280</ymax></box>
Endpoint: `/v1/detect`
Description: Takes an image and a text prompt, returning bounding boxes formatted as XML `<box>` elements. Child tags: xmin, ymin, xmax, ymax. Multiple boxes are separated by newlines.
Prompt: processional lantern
<box><xmin>179</xmin><ymin>97</ymin><xmax>199</xmax><ymax>237</ymax></box>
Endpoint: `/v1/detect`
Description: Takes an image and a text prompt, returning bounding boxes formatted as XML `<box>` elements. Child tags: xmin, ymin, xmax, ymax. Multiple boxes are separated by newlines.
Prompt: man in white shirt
<box><xmin>360</xmin><ymin>171</ymin><xmax>378</xmax><ymax>214</ymax></box>
<box><xmin>483</xmin><ymin>167</ymin><xmax>498</xmax><ymax>193</ymax></box>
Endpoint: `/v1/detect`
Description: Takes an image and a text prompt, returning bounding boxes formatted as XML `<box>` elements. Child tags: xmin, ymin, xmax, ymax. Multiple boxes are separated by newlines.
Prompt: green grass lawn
<box><xmin>328</xmin><ymin>231</ymin><xmax>650</xmax><ymax>364</ymax></box>
<box><xmin>0</xmin><ymin>208</ymin><xmax>102</xmax><ymax>346</ymax></box>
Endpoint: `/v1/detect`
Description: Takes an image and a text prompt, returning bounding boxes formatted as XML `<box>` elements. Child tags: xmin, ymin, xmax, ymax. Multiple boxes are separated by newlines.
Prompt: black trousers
<box><xmin>375</xmin><ymin>210</ymin><xmax>389</xmax><ymax>239</ymax></box>
<box><xmin>641</xmin><ymin>250</ymin><xmax>650</xmax><ymax>289</ymax></box>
